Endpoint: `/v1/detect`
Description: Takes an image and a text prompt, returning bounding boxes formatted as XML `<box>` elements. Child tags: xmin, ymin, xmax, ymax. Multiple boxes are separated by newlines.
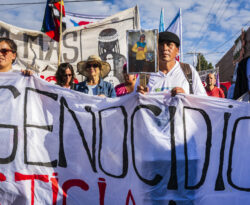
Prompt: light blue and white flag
<box><xmin>159</xmin><ymin>8</ymin><xmax>165</xmax><ymax>32</ymax></box>
<box><xmin>166</xmin><ymin>8</ymin><xmax>183</xmax><ymax>62</ymax></box>
<box><xmin>216</xmin><ymin>70</ymin><xmax>220</xmax><ymax>88</ymax></box>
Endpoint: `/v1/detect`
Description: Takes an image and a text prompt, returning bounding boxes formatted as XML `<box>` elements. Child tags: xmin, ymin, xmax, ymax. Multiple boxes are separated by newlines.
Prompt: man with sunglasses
<box><xmin>137</xmin><ymin>31</ymin><xmax>206</xmax><ymax>96</ymax></box>
<box><xmin>75</xmin><ymin>55</ymin><xmax>116</xmax><ymax>98</ymax></box>
<box><xmin>0</xmin><ymin>37</ymin><xmax>33</xmax><ymax>75</ymax></box>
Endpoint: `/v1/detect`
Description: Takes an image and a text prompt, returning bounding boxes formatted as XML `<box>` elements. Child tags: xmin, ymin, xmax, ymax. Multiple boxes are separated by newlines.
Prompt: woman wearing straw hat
<box><xmin>75</xmin><ymin>55</ymin><xmax>116</xmax><ymax>98</ymax></box>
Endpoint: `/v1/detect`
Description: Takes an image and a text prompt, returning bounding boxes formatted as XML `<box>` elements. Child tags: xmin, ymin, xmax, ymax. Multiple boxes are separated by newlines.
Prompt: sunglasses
<box><xmin>63</xmin><ymin>74</ymin><xmax>72</xmax><ymax>77</ymax></box>
<box><xmin>0</xmin><ymin>49</ymin><xmax>14</xmax><ymax>55</ymax></box>
<box><xmin>86</xmin><ymin>63</ymin><xmax>100</xmax><ymax>69</ymax></box>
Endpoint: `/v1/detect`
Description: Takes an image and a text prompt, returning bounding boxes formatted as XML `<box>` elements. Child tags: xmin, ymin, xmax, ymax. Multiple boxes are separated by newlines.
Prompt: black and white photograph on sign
<box><xmin>127</xmin><ymin>29</ymin><xmax>158</xmax><ymax>73</ymax></box>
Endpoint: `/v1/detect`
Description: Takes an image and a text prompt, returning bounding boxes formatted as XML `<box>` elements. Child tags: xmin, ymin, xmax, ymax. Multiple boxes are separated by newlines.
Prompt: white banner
<box><xmin>0</xmin><ymin>73</ymin><xmax>250</xmax><ymax>205</ymax></box>
<box><xmin>0</xmin><ymin>6</ymin><xmax>140</xmax><ymax>85</ymax></box>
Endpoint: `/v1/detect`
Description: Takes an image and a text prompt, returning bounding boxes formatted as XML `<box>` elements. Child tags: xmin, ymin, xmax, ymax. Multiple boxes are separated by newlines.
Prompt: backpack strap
<box><xmin>179</xmin><ymin>62</ymin><xmax>194</xmax><ymax>94</ymax></box>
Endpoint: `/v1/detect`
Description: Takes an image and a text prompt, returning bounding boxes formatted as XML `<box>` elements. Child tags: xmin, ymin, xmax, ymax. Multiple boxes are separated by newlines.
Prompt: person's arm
<box><xmin>171</xmin><ymin>87</ymin><xmax>185</xmax><ymax>96</ymax></box>
<box><xmin>137</xmin><ymin>85</ymin><xmax>149</xmax><ymax>94</ymax></box>
<box><xmin>219</xmin><ymin>88</ymin><xmax>225</xmax><ymax>98</ymax></box>
<box><xmin>132</xmin><ymin>43</ymin><xmax>138</xmax><ymax>53</ymax></box>
<box><xmin>21</xmin><ymin>69</ymin><xmax>34</xmax><ymax>76</ymax></box>
<box><xmin>190</xmin><ymin>65</ymin><xmax>207</xmax><ymax>95</ymax></box>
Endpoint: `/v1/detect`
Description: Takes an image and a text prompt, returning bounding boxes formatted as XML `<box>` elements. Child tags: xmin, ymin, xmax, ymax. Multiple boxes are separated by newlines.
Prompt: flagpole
<box><xmin>58</xmin><ymin>0</ymin><xmax>63</xmax><ymax>66</ymax></box>
<box><xmin>179</xmin><ymin>8</ymin><xmax>183</xmax><ymax>62</ymax></box>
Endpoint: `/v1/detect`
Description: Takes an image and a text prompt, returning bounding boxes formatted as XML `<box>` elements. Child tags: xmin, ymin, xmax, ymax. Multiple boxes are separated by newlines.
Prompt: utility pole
<box><xmin>186</xmin><ymin>52</ymin><xmax>202</xmax><ymax>71</ymax></box>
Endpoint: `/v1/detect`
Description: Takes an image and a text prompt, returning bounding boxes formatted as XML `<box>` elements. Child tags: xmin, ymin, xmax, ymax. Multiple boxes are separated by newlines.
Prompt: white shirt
<box><xmin>148</xmin><ymin>61</ymin><xmax>206</xmax><ymax>95</ymax></box>
<box><xmin>87</xmin><ymin>84</ymin><xmax>98</xmax><ymax>95</ymax></box>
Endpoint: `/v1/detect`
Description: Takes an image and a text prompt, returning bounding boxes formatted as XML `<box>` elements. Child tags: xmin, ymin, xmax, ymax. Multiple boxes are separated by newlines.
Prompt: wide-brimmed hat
<box><xmin>77</xmin><ymin>55</ymin><xmax>111</xmax><ymax>78</ymax></box>
<box><xmin>159</xmin><ymin>31</ymin><xmax>180</xmax><ymax>47</ymax></box>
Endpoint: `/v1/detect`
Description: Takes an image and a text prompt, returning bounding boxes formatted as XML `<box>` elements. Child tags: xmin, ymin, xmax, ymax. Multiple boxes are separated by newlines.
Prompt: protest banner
<box><xmin>0</xmin><ymin>6</ymin><xmax>140</xmax><ymax>86</ymax></box>
<box><xmin>0</xmin><ymin>73</ymin><xmax>249</xmax><ymax>204</ymax></box>
<box><xmin>64</xmin><ymin>12</ymin><xmax>108</xmax><ymax>28</ymax></box>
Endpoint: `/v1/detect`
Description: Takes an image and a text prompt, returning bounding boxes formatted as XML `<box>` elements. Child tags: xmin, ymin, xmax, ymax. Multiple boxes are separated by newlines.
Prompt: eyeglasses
<box><xmin>0</xmin><ymin>49</ymin><xmax>14</xmax><ymax>55</ymax></box>
<box><xmin>86</xmin><ymin>63</ymin><xmax>100</xmax><ymax>69</ymax></box>
<box><xmin>64</xmin><ymin>74</ymin><xmax>72</xmax><ymax>77</ymax></box>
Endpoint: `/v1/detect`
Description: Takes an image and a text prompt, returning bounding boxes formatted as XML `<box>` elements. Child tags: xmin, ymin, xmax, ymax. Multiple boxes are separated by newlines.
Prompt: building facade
<box><xmin>216</xmin><ymin>27</ymin><xmax>250</xmax><ymax>82</ymax></box>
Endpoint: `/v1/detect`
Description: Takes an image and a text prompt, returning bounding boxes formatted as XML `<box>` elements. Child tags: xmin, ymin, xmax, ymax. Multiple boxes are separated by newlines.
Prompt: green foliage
<box><xmin>208</xmin><ymin>63</ymin><xmax>213</xmax><ymax>70</ymax></box>
<box><xmin>196</xmin><ymin>54</ymin><xmax>214</xmax><ymax>71</ymax></box>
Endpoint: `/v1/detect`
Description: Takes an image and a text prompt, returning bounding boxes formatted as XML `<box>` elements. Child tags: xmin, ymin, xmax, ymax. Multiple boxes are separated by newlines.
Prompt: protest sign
<box><xmin>127</xmin><ymin>30</ymin><xmax>158</xmax><ymax>74</ymax></box>
<box><xmin>0</xmin><ymin>73</ymin><xmax>249</xmax><ymax>205</ymax></box>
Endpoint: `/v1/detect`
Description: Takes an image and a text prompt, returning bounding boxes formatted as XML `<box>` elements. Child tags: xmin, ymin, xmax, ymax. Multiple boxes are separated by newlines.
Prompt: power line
<box><xmin>191</xmin><ymin>0</ymin><xmax>218</xmax><ymax>49</ymax></box>
<box><xmin>210</xmin><ymin>31</ymin><xmax>240</xmax><ymax>52</ymax></box>
<box><xmin>208</xmin><ymin>21</ymin><xmax>250</xmax><ymax>54</ymax></box>
<box><xmin>192</xmin><ymin>0</ymin><xmax>228</xmax><ymax>51</ymax></box>
<box><xmin>0</xmin><ymin>0</ymin><xmax>103</xmax><ymax>6</ymax></box>
<box><xmin>0</xmin><ymin>5</ymin><xmax>27</xmax><ymax>12</ymax></box>
<box><xmin>196</xmin><ymin>0</ymin><xmax>233</xmax><ymax>52</ymax></box>
<box><xmin>184</xmin><ymin>51</ymin><xmax>225</xmax><ymax>56</ymax></box>
<box><xmin>212</xmin><ymin>0</ymin><xmax>233</xmax><ymax>28</ymax></box>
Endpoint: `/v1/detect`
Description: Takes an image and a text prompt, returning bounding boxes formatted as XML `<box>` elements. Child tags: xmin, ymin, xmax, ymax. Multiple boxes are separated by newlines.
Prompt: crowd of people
<box><xmin>0</xmin><ymin>31</ymin><xmax>249</xmax><ymax>101</ymax></box>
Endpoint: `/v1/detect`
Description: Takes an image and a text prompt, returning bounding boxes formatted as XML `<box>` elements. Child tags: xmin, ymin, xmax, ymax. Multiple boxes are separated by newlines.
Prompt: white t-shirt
<box><xmin>87</xmin><ymin>84</ymin><xmax>98</xmax><ymax>95</ymax></box>
<box><xmin>148</xmin><ymin>61</ymin><xmax>206</xmax><ymax>95</ymax></box>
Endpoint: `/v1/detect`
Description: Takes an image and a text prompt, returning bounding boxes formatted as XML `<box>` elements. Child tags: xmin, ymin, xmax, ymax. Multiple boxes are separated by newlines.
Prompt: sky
<box><xmin>0</xmin><ymin>0</ymin><xmax>249</xmax><ymax>67</ymax></box>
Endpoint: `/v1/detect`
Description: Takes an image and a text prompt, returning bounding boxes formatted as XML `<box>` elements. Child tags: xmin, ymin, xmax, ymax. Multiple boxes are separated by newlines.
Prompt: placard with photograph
<box><xmin>127</xmin><ymin>29</ymin><xmax>158</xmax><ymax>74</ymax></box>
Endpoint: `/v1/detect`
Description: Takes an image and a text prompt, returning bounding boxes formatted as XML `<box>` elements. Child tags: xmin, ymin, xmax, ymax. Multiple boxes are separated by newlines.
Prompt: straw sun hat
<box><xmin>77</xmin><ymin>55</ymin><xmax>111</xmax><ymax>78</ymax></box>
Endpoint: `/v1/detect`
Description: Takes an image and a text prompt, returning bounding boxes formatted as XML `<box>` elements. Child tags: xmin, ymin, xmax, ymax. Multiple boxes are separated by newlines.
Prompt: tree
<box><xmin>196</xmin><ymin>54</ymin><xmax>213</xmax><ymax>71</ymax></box>
<box><xmin>207</xmin><ymin>62</ymin><xmax>213</xmax><ymax>70</ymax></box>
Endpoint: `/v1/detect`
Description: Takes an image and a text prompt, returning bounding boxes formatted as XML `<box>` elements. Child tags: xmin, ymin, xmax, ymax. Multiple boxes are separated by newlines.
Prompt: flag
<box><xmin>216</xmin><ymin>70</ymin><xmax>220</xmax><ymax>88</ymax></box>
<box><xmin>166</xmin><ymin>8</ymin><xmax>183</xmax><ymax>62</ymax></box>
<box><xmin>159</xmin><ymin>8</ymin><xmax>165</xmax><ymax>32</ymax></box>
<box><xmin>41</xmin><ymin>0</ymin><xmax>66</xmax><ymax>41</ymax></box>
<box><xmin>65</xmin><ymin>12</ymin><xmax>108</xmax><ymax>28</ymax></box>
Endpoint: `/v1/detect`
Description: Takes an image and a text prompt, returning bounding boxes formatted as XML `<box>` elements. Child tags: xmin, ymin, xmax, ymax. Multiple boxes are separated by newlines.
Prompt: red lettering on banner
<box><xmin>45</xmin><ymin>76</ymin><xmax>57</xmax><ymax>83</ymax></box>
<box><xmin>15</xmin><ymin>172</ymin><xmax>49</xmax><ymax>205</ymax></box>
<box><xmin>62</xmin><ymin>179</ymin><xmax>89</xmax><ymax>205</ymax></box>
<box><xmin>50</xmin><ymin>173</ymin><xmax>59</xmax><ymax>205</ymax></box>
<box><xmin>126</xmin><ymin>189</ymin><xmax>136</xmax><ymax>205</ymax></box>
<box><xmin>0</xmin><ymin>173</ymin><xmax>6</xmax><ymax>181</ymax></box>
<box><xmin>44</xmin><ymin>75</ymin><xmax>78</xmax><ymax>84</ymax></box>
<box><xmin>98</xmin><ymin>178</ymin><xmax>107</xmax><ymax>205</ymax></box>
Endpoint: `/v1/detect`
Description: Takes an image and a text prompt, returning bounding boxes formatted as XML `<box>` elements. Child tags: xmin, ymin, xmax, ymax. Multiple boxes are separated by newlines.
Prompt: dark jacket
<box><xmin>233</xmin><ymin>57</ymin><xmax>249</xmax><ymax>99</ymax></box>
<box><xmin>74</xmin><ymin>78</ymin><xmax>116</xmax><ymax>98</ymax></box>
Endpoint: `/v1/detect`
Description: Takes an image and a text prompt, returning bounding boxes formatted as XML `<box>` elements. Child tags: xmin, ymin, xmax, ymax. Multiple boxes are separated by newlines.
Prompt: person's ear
<box><xmin>11</xmin><ymin>52</ymin><xmax>17</xmax><ymax>64</ymax></box>
<box><xmin>176</xmin><ymin>47</ymin><xmax>179</xmax><ymax>55</ymax></box>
